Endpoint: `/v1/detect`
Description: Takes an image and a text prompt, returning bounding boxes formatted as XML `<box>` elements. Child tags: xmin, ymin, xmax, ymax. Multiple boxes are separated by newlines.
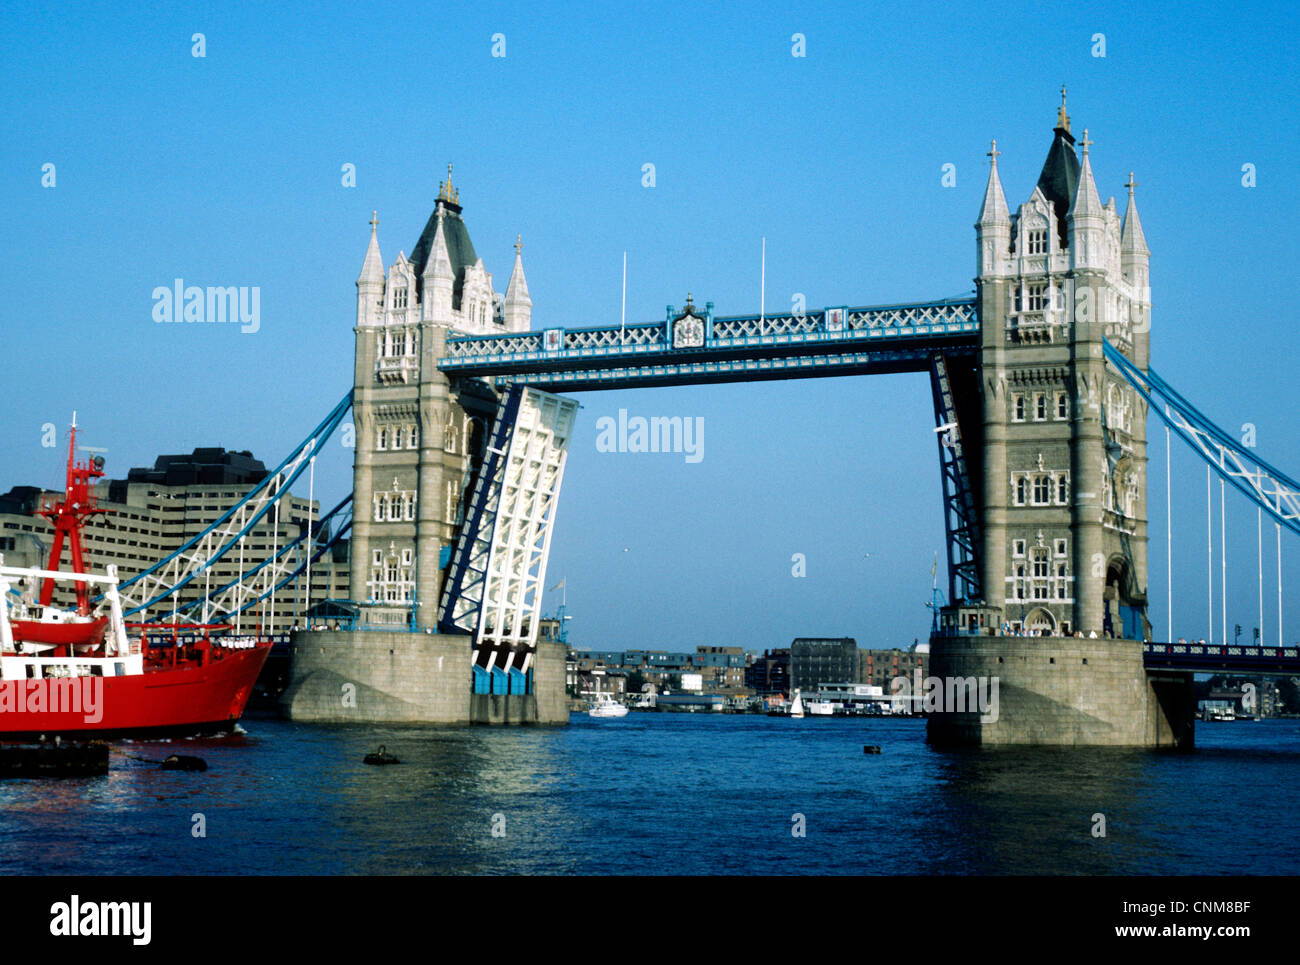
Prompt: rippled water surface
<box><xmin>2</xmin><ymin>713</ymin><xmax>1297</xmax><ymax>875</ymax></box>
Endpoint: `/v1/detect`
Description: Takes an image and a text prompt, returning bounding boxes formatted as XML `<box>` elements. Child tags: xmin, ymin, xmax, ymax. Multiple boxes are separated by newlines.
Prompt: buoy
<box><xmin>863</xmin><ymin>745</ymin><xmax>882</xmax><ymax>754</ymax></box>
<box><xmin>160</xmin><ymin>754</ymin><xmax>207</xmax><ymax>771</ymax></box>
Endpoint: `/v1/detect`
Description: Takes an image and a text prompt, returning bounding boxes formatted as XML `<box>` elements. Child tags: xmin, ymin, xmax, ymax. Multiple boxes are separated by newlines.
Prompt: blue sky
<box><xmin>3</xmin><ymin>0</ymin><xmax>1298</xmax><ymax>650</ymax></box>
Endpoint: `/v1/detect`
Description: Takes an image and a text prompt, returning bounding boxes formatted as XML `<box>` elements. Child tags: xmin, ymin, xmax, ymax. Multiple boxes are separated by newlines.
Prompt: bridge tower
<box><xmin>349</xmin><ymin>169</ymin><xmax>531</xmax><ymax>630</ymax></box>
<box><xmin>975</xmin><ymin>92</ymin><xmax>1152</xmax><ymax>640</ymax></box>
<box><xmin>929</xmin><ymin>95</ymin><xmax>1189</xmax><ymax>747</ymax></box>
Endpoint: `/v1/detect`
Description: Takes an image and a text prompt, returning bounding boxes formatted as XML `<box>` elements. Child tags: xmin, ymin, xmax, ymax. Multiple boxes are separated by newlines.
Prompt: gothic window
<box><xmin>1058</xmin><ymin>475</ymin><xmax>1069</xmax><ymax>504</ymax></box>
<box><xmin>1015</xmin><ymin>564</ymin><xmax>1026</xmax><ymax>601</ymax></box>
<box><xmin>1056</xmin><ymin>563</ymin><xmax>1068</xmax><ymax>599</ymax></box>
<box><xmin>372</xmin><ymin>549</ymin><xmax>382</xmax><ymax>567</ymax></box>
<box><xmin>1057</xmin><ymin>393</ymin><xmax>1068</xmax><ymax>419</ymax></box>
<box><xmin>1013</xmin><ymin>394</ymin><xmax>1026</xmax><ymax>422</ymax></box>
<box><xmin>377</xmin><ymin>426</ymin><xmax>387</xmax><ymax>451</ymax></box>
<box><xmin>1016</xmin><ymin>478</ymin><xmax>1027</xmax><ymax>505</ymax></box>
<box><xmin>392</xmin><ymin>331</ymin><xmax>406</xmax><ymax>356</ymax></box>
<box><xmin>445</xmin><ymin>480</ymin><xmax>459</xmax><ymax>523</ymax></box>
<box><xmin>393</xmin><ymin>426</ymin><xmax>404</xmax><ymax>449</ymax></box>
<box><xmin>401</xmin><ymin>547</ymin><xmax>413</xmax><ymax>567</ymax></box>
<box><xmin>394</xmin><ymin>287</ymin><xmax>408</xmax><ymax>310</ymax></box>
<box><xmin>1027</xmin><ymin>283</ymin><xmax>1048</xmax><ymax>311</ymax></box>
<box><xmin>1028</xmin><ymin>229</ymin><xmax>1047</xmax><ymax>255</ymax></box>
<box><xmin>1035</xmin><ymin>394</ymin><xmax>1047</xmax><ymax>421</ymax></box>
<box><xmin>404</xmin><ymin>493</ymin><xmax>416</xmax><ymax>521</ymax></box>
<box><xmin>407</xmin><ymin>425</ymin><xmax>419</xmax><ymax>449</ymax></box>
<box><xmin>1033</xmin><ymin>475</ymin><xmax>1051</xmax><ymax>505</ymax></box>
<box><xmin>1013</xmin><ymin>539</ymin><xmax>1026</xmax><ymax>557</ymax></box>
<box><xmin>1054</xmin><ymin>538</ymin><xmax>1067</xmax><ymax>557</ymax></box>
<box><xmin>444</xmin><ymin>420</ymin><xmax>459</xmax><ymax>454</ymax></box>
<box><xmin>1031</xmin><ymin>549</ymin><xmax>1050</xmax><ymax>600</ymax></box>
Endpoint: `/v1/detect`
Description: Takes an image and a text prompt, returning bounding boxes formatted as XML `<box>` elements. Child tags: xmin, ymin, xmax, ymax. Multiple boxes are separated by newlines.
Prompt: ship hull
<box><xmin>0</xmin><ymin>645</ymin><xmax>270</xmax><ymax>740</ymax></box>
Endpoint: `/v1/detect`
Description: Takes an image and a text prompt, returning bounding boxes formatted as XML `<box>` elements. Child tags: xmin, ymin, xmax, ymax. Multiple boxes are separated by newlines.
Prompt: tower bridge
<box><xmin>112</xmin><ymin>97</ymin><xmax>1300</xmax><ymax>743</ymax></box>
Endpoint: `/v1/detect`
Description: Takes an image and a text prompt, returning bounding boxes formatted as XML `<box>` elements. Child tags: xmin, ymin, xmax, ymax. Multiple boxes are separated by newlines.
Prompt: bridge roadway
<box><xmin>1143</xmin><ymin>641</ymin><xmax>1300</xmax><ymax>675</ymax></box>
<box><xmin>438</xmin><ymin>298</ymin><xmax>978</xmax><ymax>391</ymax></box>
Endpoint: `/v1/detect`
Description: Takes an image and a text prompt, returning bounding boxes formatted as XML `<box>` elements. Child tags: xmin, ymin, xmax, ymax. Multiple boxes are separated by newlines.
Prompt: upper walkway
<box><xmin>438</xmin><ymin>298</ymin><xmax>978</xmax><ymax>391</ymax></box>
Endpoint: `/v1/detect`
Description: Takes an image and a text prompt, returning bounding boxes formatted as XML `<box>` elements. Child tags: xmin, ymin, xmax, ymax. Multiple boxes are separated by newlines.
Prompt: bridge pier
<box><xmin>278</xmin><ymin>630</ymin><xmax>569</xmax><ymax>725</ymax></box>
<box><xmin>927</xmin><ymin>632</ymin><xmax>1194</xmax><ymax>748</ymax></box>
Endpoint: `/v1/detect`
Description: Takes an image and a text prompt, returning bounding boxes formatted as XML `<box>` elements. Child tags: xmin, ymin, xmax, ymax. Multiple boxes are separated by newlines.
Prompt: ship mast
<box><xmin>36</xmin><ymin>416</ymin><xmax>108</xmax><ymax>613</ymax></box>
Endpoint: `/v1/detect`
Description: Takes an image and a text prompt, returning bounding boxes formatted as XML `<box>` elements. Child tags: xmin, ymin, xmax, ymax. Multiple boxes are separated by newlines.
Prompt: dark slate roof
<box><xmin>125</xmin><ymin>449</ymin><xmax>268</xmax><ymax>486</ymax></box>
<box><xmin>409</xmin><ymin>199</ymin><xmax>478</xmax><ymax>310</ymax></box>
<box><xmin>1036</xmin><ymin>125</ymin><xmax>1080</xmax><ymax>249</ymax></box>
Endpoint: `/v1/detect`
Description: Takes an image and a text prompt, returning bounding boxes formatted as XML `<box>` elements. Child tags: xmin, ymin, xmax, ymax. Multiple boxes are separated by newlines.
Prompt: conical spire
<box><xmin>1121</xmin><ymin>172</ymin><xmax>1149</xmax><ymax>256</ymax></box>
<box><xmin>502</xmin><ymin>234</ymin><xmax>533</xmax><ymax>330</ymax></box>
<box><xmin>357</xmin><ymin>210</ymin><xmax>384</xmax><ymax>286</ymax></box>
<box><xmin>421</xmin><ymin>208</ymin><xmax>455</xmax><ymax>321</ymax></box>
<box><xmin>1068</xmin><ymin>129</ymin><xmax>1104</xmax><ymax>221</ymax></box>
<box><xmin>505</xmin><ymin>235</ymin><xmax>530</xmax><ymax>301</ymax></box>
<box><xmin>423</xmin><ymin>208</ymin><xmax>453</xmax><ymax>282</ymax></box>
<box><xmin>977</xmin><ymin>139</ymin><xmax>1010</xmax><ymax>225</ymax></box>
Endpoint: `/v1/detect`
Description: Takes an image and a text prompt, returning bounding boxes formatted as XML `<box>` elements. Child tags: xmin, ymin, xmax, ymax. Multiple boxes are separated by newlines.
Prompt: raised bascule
<box><xmin>110</xmin><ymin>100</ymin><xmax>1300</xmax><ymax>742</ymax></box>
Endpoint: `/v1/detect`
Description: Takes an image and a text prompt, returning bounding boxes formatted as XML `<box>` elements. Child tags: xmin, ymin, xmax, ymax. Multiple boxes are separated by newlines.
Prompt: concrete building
<box><xmin>0</xmin><ymin>449</ymin><xmax>347</xmax><ymax>633</ymax></box>
<box><xmin>790</xmin><ymin>637</ymin><xmax>859</xmax><ymax>692</ymax></box>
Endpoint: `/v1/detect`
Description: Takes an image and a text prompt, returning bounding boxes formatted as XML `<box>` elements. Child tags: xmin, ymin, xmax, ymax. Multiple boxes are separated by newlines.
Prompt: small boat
<box><xmin>805</xmin><ymin>699</ymin><xmax>836</xmax><ymax>716</ymax></box>
<box><xmin>789</xmin><ymin>689</ymin><xmax>805</xmax><ymax>719</ymax></box>
<box><xmin>588</xmin><ymin>694</ymin><xmax>628</xmax><ymax>718</ymax></box>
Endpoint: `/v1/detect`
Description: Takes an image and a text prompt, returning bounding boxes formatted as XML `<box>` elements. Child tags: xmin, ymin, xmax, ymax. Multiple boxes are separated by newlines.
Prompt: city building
<box><xmin>859</xmin><ymin>646</ymin><xmax>928</xmax><ymax>691</ymax></box>
<box><xmin>789</xmin><ymin>637</ymin><xmax>858</xmax><ymax>691</ymax></box>
<box><xmin>745</xmin><ymin>648</ymin><xmax>790</xmax><ymax>695</ymax></box>
<box><xmin>0</xmin><ymin>448</ymin><xmax>347</xmax><ymax>633</ymax></box>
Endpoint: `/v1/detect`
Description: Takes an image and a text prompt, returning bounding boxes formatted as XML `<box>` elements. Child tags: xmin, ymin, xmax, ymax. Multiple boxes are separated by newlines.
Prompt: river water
<box><xmin>2</xmin><ymin>713</ymin><xmax>1297</xmax><ymax>875</ymax></box>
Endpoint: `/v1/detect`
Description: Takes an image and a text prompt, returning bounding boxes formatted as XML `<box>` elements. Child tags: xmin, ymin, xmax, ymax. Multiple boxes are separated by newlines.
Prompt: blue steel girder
<box><xmin>1104</xmin><ymin>342</ymin><xmax>1300</xmax><ymax>537</ymax></box>
<box><xmin>436</xmin><ymin>385</ymin><xmax>524</xmax><ymax>636</ymax></box>
<box><xmin>928</xmin><ymin>353</ymin><xmax>983</xmax><ymax>604</ymax></box>
<box><xmin>438</xmin><ymin>299</ymin><xmax>977</xmax><ymax>390</ymax></box>
<box><xmin>1143</xmin><ymin>641</ymin><xmax>1300</xmax><ymax>674</ymax></box>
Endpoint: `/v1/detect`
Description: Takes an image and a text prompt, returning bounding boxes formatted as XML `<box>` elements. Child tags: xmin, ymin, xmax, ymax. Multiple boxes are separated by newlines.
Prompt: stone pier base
<box><xmin>926</xmin><ymin>634</ymin><xmax>1194</xmax><ymax>748</ymax></box>
<box><xmin>279</xmin><ymin>630</ymin><xmax>569</xmax><ymax>726</ymax></box>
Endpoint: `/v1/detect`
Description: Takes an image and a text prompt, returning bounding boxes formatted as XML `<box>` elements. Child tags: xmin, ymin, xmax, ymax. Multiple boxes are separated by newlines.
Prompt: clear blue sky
<box><xmin>3</xmin><ymin>1</ymin><xmax>1298</xmax><ymax>650</ymax></box>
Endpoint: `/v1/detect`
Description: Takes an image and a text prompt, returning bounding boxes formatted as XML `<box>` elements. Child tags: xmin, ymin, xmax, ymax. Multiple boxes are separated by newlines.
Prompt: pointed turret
<box><xmin>356</xmin><ymin>211</ymin><xmax>384</xmax><ymax>326</ymax></box>
<box><xmin>1067</xmin><ymin>129</ymin><xmax>1105</xmax><ymax>268</ymax></box>
<box><xmin>976</xmin><ymin>140</ymin><xmax>1010</xmax><ymax>277</ymax></box>
<box><xmin>1120</xmin><ymin>172</ymin><xmax>1149</xmax><ymax>257</ymax></box>
<box><xmin>502</xmin><ymin>235</ymin><xmax>532</xmax><ymax>331</ymax></box>
<box><xmin>421</xmin><ymin>209</ymin><xmax>454</xmax><ymax>321</ymax></box>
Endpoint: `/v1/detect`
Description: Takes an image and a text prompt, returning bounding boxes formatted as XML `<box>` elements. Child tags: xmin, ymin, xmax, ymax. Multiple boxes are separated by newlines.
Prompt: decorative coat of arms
<box><xmin>672</xmin><ymin>294</ymin><xmax>706</xmax><ymax>348</ymax></box>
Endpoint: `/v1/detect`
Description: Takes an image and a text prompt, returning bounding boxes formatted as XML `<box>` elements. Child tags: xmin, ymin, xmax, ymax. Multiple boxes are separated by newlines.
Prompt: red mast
<box><xmin>36</xmin><ymin>415</ymin><xmax>107</xmax><ymax>613</ymax></box>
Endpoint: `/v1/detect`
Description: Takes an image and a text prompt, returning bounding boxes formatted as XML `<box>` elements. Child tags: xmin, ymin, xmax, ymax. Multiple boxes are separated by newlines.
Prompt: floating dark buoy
<box><xmin>160</xmin><ymin>754</ymin><xmax>207</xmax><ymax>771</ymax></box>
<box><xmin>0</xmin><ymin>742</ymin><xmax>109</xmax><ymax>778</ymax></box>
<box><xmin>863</xmin><ymin>745</ymin><xmax>882</xmax><ymax>754</ymax></box>
<box><xmin>363</xmin><ymin>744</ymin><xmax>400</xmax><ymax>766</ymax></box>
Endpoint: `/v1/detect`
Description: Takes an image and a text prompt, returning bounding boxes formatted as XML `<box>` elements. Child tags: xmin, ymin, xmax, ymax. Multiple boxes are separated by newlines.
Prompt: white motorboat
<box><xmin>588</xmin><ymin>694</ymin><xmax>628</xmax><ymax>718</ymax></box>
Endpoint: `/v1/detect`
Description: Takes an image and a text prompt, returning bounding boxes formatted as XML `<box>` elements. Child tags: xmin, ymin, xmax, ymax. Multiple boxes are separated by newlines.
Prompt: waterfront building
<box><xmin>790</xmin><ymin>638</ymin><xmax>859</xmax><ymax>692</ymax></box>
<box><xmin>745</xmin><ymin>648</ymin><xmax>790</xmax><ymax>695</ymax></box>
<box><xmin>0</xmin><ymin>448</ymin><xmax>347</xmax><ymax>632</ymax></box>
<box><xmin>858</xmin><ymin>647</ymin><xmax>928</xmax><ymax>690</ymax></box>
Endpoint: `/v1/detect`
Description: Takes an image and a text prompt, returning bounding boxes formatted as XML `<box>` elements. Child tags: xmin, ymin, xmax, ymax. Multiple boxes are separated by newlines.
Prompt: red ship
<box><xmin>0</xmin><ymin>418</ymin><xmax>271</xmax><ymax>739</ymax></box>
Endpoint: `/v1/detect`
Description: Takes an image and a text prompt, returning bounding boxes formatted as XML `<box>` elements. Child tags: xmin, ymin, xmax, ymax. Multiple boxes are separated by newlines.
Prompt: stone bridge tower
<box><xmin>349</xmin><ymin>168</ymin><xmax>532</xmax><ymax>629</ymax></box>
<box><xmin>927</xmin><ymin>95</ymin><xmax>1189</xmax><ymax>748</ymax></box>
<box><xmin>974</xmin><ymin>92</ymin><xmax>1152</xmax><ymax>640</ymax></box>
